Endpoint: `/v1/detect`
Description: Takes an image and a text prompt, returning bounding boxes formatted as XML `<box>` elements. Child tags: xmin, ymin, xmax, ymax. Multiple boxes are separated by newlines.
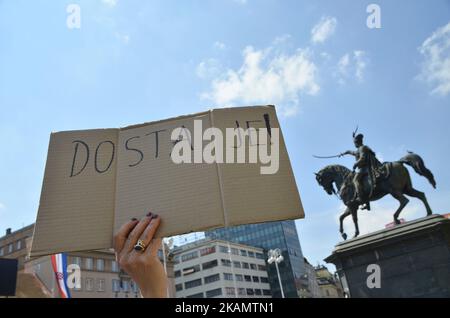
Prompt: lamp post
<box><xmin>268</xmin><ymin>248</ymin><xmax>285</xmax><ymax>298</ymax></box>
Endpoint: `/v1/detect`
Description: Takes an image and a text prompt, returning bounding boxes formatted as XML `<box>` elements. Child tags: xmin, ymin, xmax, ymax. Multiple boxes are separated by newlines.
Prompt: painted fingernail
<box><xmin>146</xmin><ymin>212</ymin><xmax>153</xmax><ymax>217</ymax></box>
<box><xmin>131</xmin><ymin>218</ymin><xmax>138</xmax><ymax>221</ymax></box>
<box><xmin>151</xmin><ymin>214</ymin><xmax>159</xmax><ymax>219</ymax></box>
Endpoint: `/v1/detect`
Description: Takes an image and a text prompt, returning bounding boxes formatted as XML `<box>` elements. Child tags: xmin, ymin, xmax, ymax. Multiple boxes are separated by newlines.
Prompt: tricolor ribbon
<box><xmin>51</xmin><ymin>253</ymin><xmax>71</xmax><ymax>298</ymax></box>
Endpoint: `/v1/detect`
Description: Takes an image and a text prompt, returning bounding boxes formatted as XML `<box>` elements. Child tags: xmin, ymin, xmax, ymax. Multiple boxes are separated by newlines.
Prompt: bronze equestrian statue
<box><xmin>315</xmin><ymin>131</ymin><xmax>436</xmax><ymax>240</ymax></box>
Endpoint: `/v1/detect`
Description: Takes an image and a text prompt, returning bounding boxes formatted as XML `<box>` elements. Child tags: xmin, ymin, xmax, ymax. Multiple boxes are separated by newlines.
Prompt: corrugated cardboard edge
<box><xmin>120</xmin><ymin>105</ymin><xmax>276</xmax><ymax>131</ymax></box>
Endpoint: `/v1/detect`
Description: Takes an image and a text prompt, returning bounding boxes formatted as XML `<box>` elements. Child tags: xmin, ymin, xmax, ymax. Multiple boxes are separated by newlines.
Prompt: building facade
<box><xmin>173</xmin><ymin>239</ymin><xmax>271</xmax><ymax>298</ymax></box>
<box><xmin>298</xmin><ymin>258</ymin><xmax>321</xmax><ymax>298</ymax></box>
<box><xmin>0</xmin><ymin>225</ymin><xmax>34</xmax><ymax>270</ymax></box>
<box><xmin>206</xmin><ymin>220</ymin><xmax>305</xmax><ymax>298</ymax></box>
<box><xmin>315</xmin><ymin>265</ymin><xmax>344</xmax><ymax>298</ymax></box>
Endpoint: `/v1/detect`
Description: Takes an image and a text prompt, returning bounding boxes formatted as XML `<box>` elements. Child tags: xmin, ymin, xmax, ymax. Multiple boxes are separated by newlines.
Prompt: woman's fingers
<box><xmin>113</xmin><ymin>218</ymin><xmax>139</xmax><ymax>255</ymax></box>
<box><xmin>123</xmin><ymin>214</ymin><xmax>153</xmax><ymax>252</ymax></box>
<box><xmin>138</xmin><ymin>216</ymin><xmax>161</xmax><ymax>255</ymax></box>
<box><xmin>147</xmin><ymin>238</ymin><xmax>163</xmax><ymax>258</ymax></box>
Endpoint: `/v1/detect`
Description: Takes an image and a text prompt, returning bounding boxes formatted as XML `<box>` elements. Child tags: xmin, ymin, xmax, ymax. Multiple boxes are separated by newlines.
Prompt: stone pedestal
<box><xmin>325</xmin><ymin>214</ymin><xmax>450</xmax><ymax>297</ymax></box>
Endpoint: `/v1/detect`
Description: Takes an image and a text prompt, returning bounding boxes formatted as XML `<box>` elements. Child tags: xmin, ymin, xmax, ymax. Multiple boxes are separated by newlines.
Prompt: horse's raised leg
<box><xmin>351</xmin><ymin>209</ymin><xmax>360</xmax><ymax>238</ymax></box>
<box><xmin>392</xmin><ymin>192</ymin><xmax>409</xmax><ymax>224</ymax></box>
<box><xmin>405</xmin><ymin>188</ymin><xmax>433</xmax><ymax>216</ymax></box>
<box><xmin>339</xmin><ymin>208</ymin><xmax>351</xmax><ymax>240</ymax></box>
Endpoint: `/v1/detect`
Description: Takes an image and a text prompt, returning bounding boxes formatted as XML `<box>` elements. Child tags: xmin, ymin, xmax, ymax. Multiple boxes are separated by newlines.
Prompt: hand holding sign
<box><xmin>114</xmin><ymin>214</ymin><xmax>167</xmax><ymax>298</ymax></box>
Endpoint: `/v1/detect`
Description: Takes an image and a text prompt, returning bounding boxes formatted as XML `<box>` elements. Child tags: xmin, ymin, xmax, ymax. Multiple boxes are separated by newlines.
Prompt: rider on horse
<box><xmin>340</xmin><ymin>133</ymin><xmax>382</xmax><ymax>211</ymax></box>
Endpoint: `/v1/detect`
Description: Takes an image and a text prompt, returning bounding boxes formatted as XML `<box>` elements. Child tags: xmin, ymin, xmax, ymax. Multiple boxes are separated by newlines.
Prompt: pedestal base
<box><xmin>325</xmin><ymin>214</ymin><xmax>450</xmax><ymax>297</ymax></box>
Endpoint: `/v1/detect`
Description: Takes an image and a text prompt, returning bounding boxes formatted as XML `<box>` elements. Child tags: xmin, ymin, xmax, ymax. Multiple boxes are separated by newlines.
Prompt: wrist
<box><xmin>140</xmin><ymin>284</ymin><xmax>167</xmax><ymax>298</ymax></box>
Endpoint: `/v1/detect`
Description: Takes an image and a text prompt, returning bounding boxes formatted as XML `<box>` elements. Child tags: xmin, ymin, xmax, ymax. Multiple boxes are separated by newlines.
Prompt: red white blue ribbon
<box><xmin>51</xmin><ymin>253</ymin><xmax>71</xmax><ymax>298</ymax></box>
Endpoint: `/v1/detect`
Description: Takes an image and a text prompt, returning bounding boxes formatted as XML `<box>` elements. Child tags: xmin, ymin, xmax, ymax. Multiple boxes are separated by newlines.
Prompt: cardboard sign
<box><xmin>30</xmin><ymin>106</ymin><xmax>304</xmax><ymax>257</ymax></box>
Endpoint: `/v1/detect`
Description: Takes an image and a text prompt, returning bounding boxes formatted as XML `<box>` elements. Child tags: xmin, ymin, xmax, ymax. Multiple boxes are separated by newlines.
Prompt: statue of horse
<box><xmin>315</xmin><ymin>152</ymin><xmax>436</xmax><ymax>240</ymax></box>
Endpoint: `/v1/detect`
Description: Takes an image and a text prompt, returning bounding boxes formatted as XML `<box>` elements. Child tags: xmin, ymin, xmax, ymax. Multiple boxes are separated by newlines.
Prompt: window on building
<box><xmin>206</xmin><ymin>288</ymin><xmax>222</xmax><ymax>298</ymax></box>
<box><xmin>175</xmin><ymin>283</ymin><xmax>183</xmax><ymax>292</ymax></box>
<box><xmin>244</xmin><ymin>275</ymin><xmax>251</xmax><ymax>282</ymax></box>
<box><xmin>250</xmin><ymin>263</ymin><xmax>257</xmax><ymax>270</ymax></box>
<box><xmin>233</xmin><ymin>261</ymin><xmax>241</xmax><ymax>268</ymax></box>
<box><xmin>326</xmin><ymin>290</ymin><xmax>330</xmax><ymax>296</ymax></box>
<box><xmin>200</xmin><ymin>246</ymin><xmax>216</xmax><ymax>256</ymax></box>
<box><xmin>174</xmin><ymin>270</ymin><xmax>181</xmax><ymax>278</ymax></box>
<box><xmin>111</xmin><ymin>260</ymin><xmax>119</xmax><ymax>272</ymax></box>
<box><xmin>223</xmin><ymin>273</ymin><xmax>233</xmax><ymax>281</ymax></box>
<box><xmin>260</xmin><ymin>277</ymin><xmax>269</xmax><ymax>283</ymax></box>
<box><xmin>112</xmin><ymin>279</ymin><xmax>120</xmax><ymax>292</ymax></box>
<box><xmin>8</xmin><ymin>243</ymin><xmax>13</xmax><ymax>253</ymax></box>
<box><xmin>16</xmin><ymin>240</ymin><xmax>22</xmax><ymax>250</ymax></box>
<box><xmin>248</xmin><ymin>251</ymin><xmax>255</xmax><ymax>258</ymax></box>
<box><xmin>181</xmin><ymin>251</ymin><xmax>199</xmax><ymax>262</ymax></box>
<box><xmin>255</xmin><ymin>289</ymin><xmax>262</xmax><ymax>296</ymax></box>
<box><xmin>85</xmin><ymin>278</ymin><xmax>94</xmax><ymax>291</ymax></box>
<box><xmin>219</xmin><ymin>245</ymin><xmax>229</xmax><ymax>253</ymax></box>
<box><xmin>204</xmin><ymin>274</ymin><xmax>220</xmax><ymax>284</ymax></box>
<box><xmin>0</xmin><ymin>247</ymin><xmax>4</xmax><ymax>256</ymax></box>
<box><xmin>173</xmin><ymin>255</ymin><xmax>180</xmax><ymax>264</ymax></box>
<box><xmin>85</xmin><ymin>258</ymin><xmax>93</xmax><ymax>270</ymax></box>
<box><xmin>187</xmin><ymin>292</ymin><xmax>204</xmax><ymax>298</ymax></box>
<box><xmin>122</xmin><ymin>280</ymin><xmax>129</xmax><ymax>292</ymax></box>
<box><xmin>185</xmin><ymin>279</ymin><xmax>202</xmax><ymax>289</ymax></box>
<box><xmin>240</xmin><ymin>250</ymin><xmax>247</xmax><ymax>256</ymax></box>
<box><xmin>252</xmin><ymin>276</ymin><xmax>259</xmax><ymax>283</ymax></box>
<box><xmin>235</xmin><ymin>274</ymin><xmax>243</xmax><ymax>282</ymax></box>
<box><xmin>263</xmin><ymin>289</ymin><xmax>271</xmax><ymax>296</ymax></box>
<box><xmin>242</xmin><ymin>262</ymin><xmax>249</xmax><ymax>269</ymax></box>
<box><xmin>246</xmin><ymin>288</ymin><xmax>254</xmax><ymax>295</ymax></box>
<box><xmin>72</xmin><ymin>257</ymin><xmax>81</xmax><ymax>267</ymax></box>
<box><xmin>256</xmin><ymin>252</ymin><xmax>264</xmax><ymax>259</ymax></box>
<box><xmin>230</xmin><ymin>248</ymin><xmax>239</xmax><ymax>255</ymax></box>
<box><xmin>96</xmin><ymin>259</ymin><xmax>105</xmax><ymax>271</ymax></box>
<box><xmin>182</xmin><ymin>265</ymin><xmax>200</xmax><ymax>276</ymax></box>
<box><xmin>221</xmin><ymin>259</ymin><xmax>231</xmax><ymax>267</ymax></box>
<box><xmin>202</xmin><ymin>260</ymin><xmax>218</xmax><ymax>270</ymax></box>
<box><xmin>258</xmin><ymin>264</ymin><xmax>267</xmax><ymax>271</ymax></box>
<box><xmin>238</xmin><ymin>288</ymin><xmax>246</xmax><ymax>296</ymax></box>
<box><xmin>131</xmin><ymin>281</ymin><xmax>139</xmax><ymax>294</ymax></box>
<box><xmin>225</xmin><ymin>287</ymin><xmax>235</xmax><ymax>296</ymax></box>
<box><xmin>97</xmin><ymin>279</ymin><xmax>105</xmax><ymax>292</ymax></box>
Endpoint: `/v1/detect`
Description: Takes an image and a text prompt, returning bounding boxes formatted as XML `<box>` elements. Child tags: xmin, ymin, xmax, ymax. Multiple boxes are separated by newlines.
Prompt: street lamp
<box><xmin>267</xmin><ymin>248</ymin><xmax>285</xmax><ymax>298</ymax></box>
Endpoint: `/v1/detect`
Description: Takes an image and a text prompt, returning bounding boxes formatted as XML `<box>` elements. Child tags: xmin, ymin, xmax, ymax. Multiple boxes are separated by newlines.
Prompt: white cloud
<box><xmin>320</xmin><ymin>52</ymin><xmax>331</xmax><ymax>61</ymax></box>
<box><xmin>196</xmin><ymin>58</ymin><xmax>222</xmax><ymax>79</ymax></box>
<box><xmin>214</xmin><ymin>41</ymin><xmax>226</xmax><ymax>50</ymax></box>
<box><xmin>115</xmin><ymin>32</ymin><xmax>130</xmax><ymax>44</ymax></box>
<box><xmin>338</xmin><ymin>53</ymin><xmax>350</xmax><ymax>74</ymax></box>
<box><xmin>199</xmin><ymin>42</ymin><xmax>320</xmax><ymax>117</ymax></box>
<box><xmin>418</xmin><ymin>22</ymin><xmax>450</xmax><ymax>96</ymax></box>
<box><xmin>101</xmin><ymin>0</ymin><xmax>118</xmax><ymax>7</ymax></box>
<box><xmin>336</xmin><ymin>50</ymin><xmax>368</xmax><ymax>84</ymax></box>
<box><xmin>311</xmin><ymin>16</ymin><xmax>337</xmax><ymax>44</ymax></box>
<box><xmin>0</xmin><ymin>202</ymin><xmax>5</xmax><ymax>216</ymax></box>
<box><xmin>354</xmin><ymin>50</ymin><xmax>367</xmax><ymax>82</ymax></box>
<box><xmin>273</xmin><ymin>34</ymin><xmax>292</xmax><ymax>46</ymax></box>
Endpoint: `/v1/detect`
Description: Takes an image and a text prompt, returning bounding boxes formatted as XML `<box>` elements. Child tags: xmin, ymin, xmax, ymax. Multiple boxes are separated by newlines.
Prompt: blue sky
<box><xmin>1</xmin><ymin>0</ymin><xmax>449</xmax><ymax>267</ymax></box>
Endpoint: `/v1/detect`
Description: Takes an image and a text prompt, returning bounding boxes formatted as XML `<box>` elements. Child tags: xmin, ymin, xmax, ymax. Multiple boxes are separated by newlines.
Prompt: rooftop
<box><xmin>172</xmin><ymin>237</ymin><xmax>264</xmax><ymax>255</ymax></box>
